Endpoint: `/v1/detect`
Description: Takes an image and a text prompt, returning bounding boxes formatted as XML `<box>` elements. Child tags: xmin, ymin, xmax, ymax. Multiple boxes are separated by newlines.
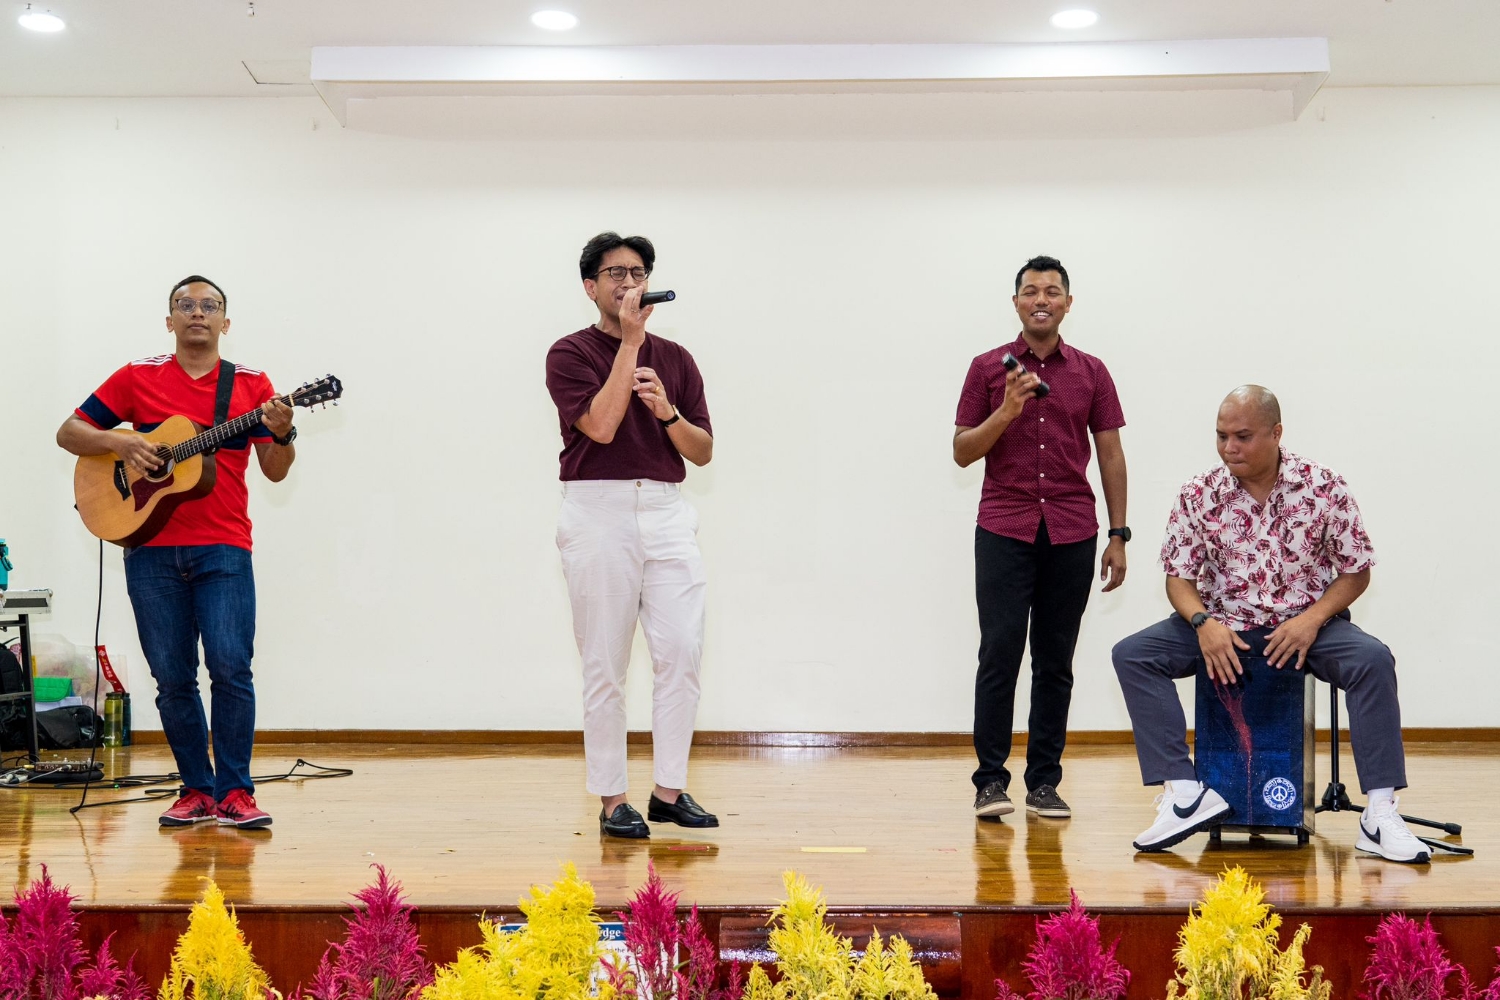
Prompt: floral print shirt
<box><xmin>1160</xmin><ymin>451</ymin><xmax>1375</xmax><ymax>629</ymax></box>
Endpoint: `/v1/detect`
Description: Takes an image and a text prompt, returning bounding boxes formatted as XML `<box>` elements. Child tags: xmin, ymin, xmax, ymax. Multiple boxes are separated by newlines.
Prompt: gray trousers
<box><xmin>1112</xmin><ymin>615</ymin><xmax>1406</xmax><ymax>793</ymax></box>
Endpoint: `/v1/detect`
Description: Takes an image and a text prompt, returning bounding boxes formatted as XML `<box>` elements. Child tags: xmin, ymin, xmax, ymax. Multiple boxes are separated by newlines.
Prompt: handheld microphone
<box><xmin>1001</xmin><ymin>353</ymin><xmax>1050</xmax><ymax>399</ymax></box>
<box><xmin>640</xmin><ymin>290</ymin><xmax>676</xmax><ymax>306</ymax></box>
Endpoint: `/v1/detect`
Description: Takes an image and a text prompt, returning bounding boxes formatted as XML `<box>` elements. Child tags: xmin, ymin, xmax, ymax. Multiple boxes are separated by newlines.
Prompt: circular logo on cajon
<box><xmin>1262</xmin><ymin>777</ymin><xmax>1298</xmax><ymax>811</ymax></box>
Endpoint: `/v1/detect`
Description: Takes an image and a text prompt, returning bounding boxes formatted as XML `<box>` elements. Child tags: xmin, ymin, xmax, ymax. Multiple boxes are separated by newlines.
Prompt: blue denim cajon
<box><xmin>1194</xmin><ymin>656</ymin><xmax>1316</xmax><ymax>842</ymax></box>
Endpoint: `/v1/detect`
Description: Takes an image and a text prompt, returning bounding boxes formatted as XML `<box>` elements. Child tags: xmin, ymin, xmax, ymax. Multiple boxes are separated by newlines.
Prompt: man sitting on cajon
<box><xmin>1112</xmin><ymin>385</ymin><xmax>1429</xmax><ymax>863</ymax></box>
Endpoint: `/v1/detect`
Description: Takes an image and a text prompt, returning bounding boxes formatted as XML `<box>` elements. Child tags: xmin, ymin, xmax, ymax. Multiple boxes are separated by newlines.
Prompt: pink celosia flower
<box><xmin>295</xmin><ymin>865</ymin><xmax>432</xmax><ymax>1000</ymax></box>
<box><xmin>994</xmin><ymin>891</ymin><xmax>1129</xmax><ymax>1000</ymax></box>
<box><xmin>0</xmin><ymin>865</ymin><xmax>86</xmax><ymax>1000</ymax></box>
<box><xmin>1363</xmin><ymin>915</ymin><xmax>1457</xmax><ymax>1000</ymax></box>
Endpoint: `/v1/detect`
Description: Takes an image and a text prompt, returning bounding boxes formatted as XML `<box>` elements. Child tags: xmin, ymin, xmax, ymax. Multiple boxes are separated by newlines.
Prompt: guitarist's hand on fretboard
<box><xmin>260</xmin><ymin>398</ymin><xmax>296</xmax><ymax>439</ymax></box>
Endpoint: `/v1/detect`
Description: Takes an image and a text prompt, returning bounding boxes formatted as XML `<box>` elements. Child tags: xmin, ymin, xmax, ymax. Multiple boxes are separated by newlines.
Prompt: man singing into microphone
<box><xmin>545</xmin><ymin>232</ymin><xmax>718</xmax><ymax>839</ymax></box>
<box><xmin>953</xmin><ymin>256</ymin><xmax>1130</xmax><ymax>821</ymax></box>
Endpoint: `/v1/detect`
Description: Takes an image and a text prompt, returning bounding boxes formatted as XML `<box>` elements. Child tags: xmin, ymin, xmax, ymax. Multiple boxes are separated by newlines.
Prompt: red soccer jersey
<box><xmin>76</xmin><ymin>354</ymin><xmax>276</xmax><ymax>551</ymax></box>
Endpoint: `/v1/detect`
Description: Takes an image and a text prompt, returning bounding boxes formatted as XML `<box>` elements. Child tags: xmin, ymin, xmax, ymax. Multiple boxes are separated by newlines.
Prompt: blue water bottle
<box><xmin>0</xmin><ymin>539</ymin><xmax>11</xmax><ymax>591</ymax></box>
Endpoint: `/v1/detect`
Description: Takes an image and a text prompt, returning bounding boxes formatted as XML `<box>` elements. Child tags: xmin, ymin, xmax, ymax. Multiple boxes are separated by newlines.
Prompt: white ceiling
<box><xmin>2</xmin><ymin>0</ymin><xmax>1498</xmax><ymax>98</ymax></box>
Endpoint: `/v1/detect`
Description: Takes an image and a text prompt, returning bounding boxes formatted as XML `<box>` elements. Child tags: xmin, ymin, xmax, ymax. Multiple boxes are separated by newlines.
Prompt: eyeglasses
<box><xmin>594</xmin><ymin>266</ymin><xmax>651</xmax><ymax>282</ymax></box>
<box><xmin>173</xmin><ymin>297</ymin><xmax>224</xmax><ymax>316</ymax></box>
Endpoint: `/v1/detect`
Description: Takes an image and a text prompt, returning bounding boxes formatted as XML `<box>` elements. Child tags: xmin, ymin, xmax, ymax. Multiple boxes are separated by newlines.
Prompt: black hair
<box><xmin>1014</xmin><ymin>256</ymin><xmax>1069</xmax><ymax>294</ymax></box>
<box><xmin>579</xmin><ymin>232</ymin><xmax>656</xmax><ymax>281</ymax></box>
<box><xmin>169</xmin><ymin>274</ymin><xmax>227</xmax><ymax>311</ymax></box>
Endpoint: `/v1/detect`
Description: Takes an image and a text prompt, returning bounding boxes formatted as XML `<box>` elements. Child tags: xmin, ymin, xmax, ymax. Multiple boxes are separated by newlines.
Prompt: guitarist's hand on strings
<box><xmin>260</xmin><ymin>398</ymin><xmax>295</xmax><ymax>440</ymax></box>
<box><xmin>113</xmin><ymin>431</ymin><xmax>165</xmax><ymax>477</ymax></box>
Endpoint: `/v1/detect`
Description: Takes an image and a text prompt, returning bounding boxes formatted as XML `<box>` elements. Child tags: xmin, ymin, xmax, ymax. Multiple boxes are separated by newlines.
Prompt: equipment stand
<box><xmin>1316</xmin><ymin>687</ymin><xmax>1471</xmax><ymax>856</ymax></box>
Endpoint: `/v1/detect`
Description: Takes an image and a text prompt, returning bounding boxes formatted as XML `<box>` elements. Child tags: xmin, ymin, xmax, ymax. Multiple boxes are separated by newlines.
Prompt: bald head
<box><xmin>1216</xmin><ymin>385</ymin><xmax>1283</xmax><ymax>485</ymax></box>
<box><xmin>1221</xmin><ymin>385</ymin><xmax>1281</xmax><ymax>430</ymax></box>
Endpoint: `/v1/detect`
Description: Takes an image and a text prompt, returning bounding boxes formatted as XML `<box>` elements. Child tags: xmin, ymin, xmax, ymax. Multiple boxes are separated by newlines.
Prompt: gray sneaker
<box><xmin>974</xmin><ymin>781</ymin><xmax>1014</xmax><ymax>818</ymax></box>
<box><xmin>1025</xmin><ymin>785</ymin><xmax>1072</xmax><ymax>819</ymax></box>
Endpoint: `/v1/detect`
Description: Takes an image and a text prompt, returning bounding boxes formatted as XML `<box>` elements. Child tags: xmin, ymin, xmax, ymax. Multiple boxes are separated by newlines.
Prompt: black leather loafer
<box><xmin>600</xmin><ymin>803</ymin><xmax>650</xmax><ymax>839</ymax></box>
<box><xmin>648</xmin><ymin>792</ymin><xmax>719</xmax><ymax>828</ymax></box>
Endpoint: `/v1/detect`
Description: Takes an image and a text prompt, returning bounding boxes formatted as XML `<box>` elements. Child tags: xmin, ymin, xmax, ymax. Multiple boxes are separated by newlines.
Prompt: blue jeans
<box><xmin>124</xmin><ymin>544</ymin><xmax>257</xmax><ymax>800</ymax></box>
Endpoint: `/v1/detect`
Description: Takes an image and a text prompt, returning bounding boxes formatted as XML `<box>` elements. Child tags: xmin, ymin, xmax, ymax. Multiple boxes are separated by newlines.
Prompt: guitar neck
<box><xmin>170</xmin><ymin>392</ymin><xmax>295</xmax><ymax>461</ymax></box>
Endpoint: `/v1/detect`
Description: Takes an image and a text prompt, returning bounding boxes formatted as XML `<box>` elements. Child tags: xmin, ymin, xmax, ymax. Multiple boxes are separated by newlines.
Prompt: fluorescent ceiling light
<box><xmin>530</xmin><ymin>10</ymin><xmax>578</xmax><ymax>31</ymax></box>
<box><xmin>18</xmin><ymin>4</ymin><xmax>66</xmax><ymax>31</ymax></box>
<box><xmin>1050</xmin><ymin>9</ymin><xmax>1099</xmax><ymax>30</ymax></box>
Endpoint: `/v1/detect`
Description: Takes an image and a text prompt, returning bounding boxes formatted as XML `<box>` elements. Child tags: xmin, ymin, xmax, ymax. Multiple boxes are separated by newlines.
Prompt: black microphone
<box><xmin>1001</xmin><ymin>352</ymin><xmax>1050</xmax><ymax>399</ymax></box>
<box><xmin>640</xmin><ymin>290</ymin><xmax>676</xmax><ymax>306</ymax></box>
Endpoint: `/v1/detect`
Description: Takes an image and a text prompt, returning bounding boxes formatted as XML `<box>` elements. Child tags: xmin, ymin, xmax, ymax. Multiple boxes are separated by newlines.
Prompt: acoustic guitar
<box><xmin>74</xmin><ymin>375</ymin><xmax>343</xmax><ymax>546</ymax></box>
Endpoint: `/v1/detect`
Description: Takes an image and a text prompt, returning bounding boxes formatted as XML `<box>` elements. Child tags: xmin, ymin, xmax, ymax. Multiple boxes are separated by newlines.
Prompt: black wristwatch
<box><xmin>661</xmin><ymin>408</ymin><xmax>681</xmax><ymax>427</ymax></box>
<box><xmin>1190</xmin><ymin>611</ymin><xmax>1212</xmax><ymax>630</ymax></box>
<box><xmin>270</xmin><ymin>426</ymin><xmax>298</xmax><ymax>447</ymax></box>
<box><xmin>1107</xmin><ymin>526</ymin><xmax>1132</xmax><ymax>543</ymax></box>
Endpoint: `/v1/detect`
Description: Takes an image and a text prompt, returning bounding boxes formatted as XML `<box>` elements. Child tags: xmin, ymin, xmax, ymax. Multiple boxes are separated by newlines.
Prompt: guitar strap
<box><xmin>204</xmin><ymin>358</ymin><xmax>235</xmax><ymax>454</ymax></box>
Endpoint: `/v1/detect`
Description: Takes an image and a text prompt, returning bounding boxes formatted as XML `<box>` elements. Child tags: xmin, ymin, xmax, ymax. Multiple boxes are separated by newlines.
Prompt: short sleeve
<box><xmin>75</xmin><ymin>364</ymin><xmax>134</xmax><ymax>429</ymax></box>
<box><xmin>674</xmin><ymin>347</ymin><xmax>713</xmax><ymax>438</ymax></box>
<box><xmin>955</xmin><ymin>357</ymin><xmax>992</xmax><ymax>428</ymax></box>
<box><xmin>1087</xmin><ymin>361</ymin><xmax>1126</xmax><ymax>434</ymax></box>
<box><xmin>1160</xmin><ymin>484</ymin><xmax>1206</xmax><ymax>579</ymax></box>
<box><xmin>546</xmin><ymin>339</ymin><xmax>602</xmax><ymax>431</ymax></box>
<box><xmin>1323</xmin><ymin>476</ymin><xmax>1376</xmax><ymax>573</ymax></box>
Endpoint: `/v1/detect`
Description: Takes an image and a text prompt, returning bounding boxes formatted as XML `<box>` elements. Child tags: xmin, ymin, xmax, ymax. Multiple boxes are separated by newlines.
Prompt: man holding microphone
<box><xmin>953</xmin><ymin>255</ymin><xmax>1130</xmax><ymax>821</ymax></box>
<box><xmin>545</xmin><ymin>232</ymin><xmax>718</xmax><ymax>839</ymax></box>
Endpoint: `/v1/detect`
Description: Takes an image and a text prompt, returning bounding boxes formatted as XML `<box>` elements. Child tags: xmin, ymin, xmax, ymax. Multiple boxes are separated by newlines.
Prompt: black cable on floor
<box><xmin>63</xmin><ymin>757</ymin><xmax>354</xmax><ymax>808</ymax></box>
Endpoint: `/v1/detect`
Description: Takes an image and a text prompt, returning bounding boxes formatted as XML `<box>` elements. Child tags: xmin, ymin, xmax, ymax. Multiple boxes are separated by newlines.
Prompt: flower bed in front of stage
<box><xmin>3</xmin><ymin>863</ymin><xmax>1499</xmax><ymax>1000</ymax></box>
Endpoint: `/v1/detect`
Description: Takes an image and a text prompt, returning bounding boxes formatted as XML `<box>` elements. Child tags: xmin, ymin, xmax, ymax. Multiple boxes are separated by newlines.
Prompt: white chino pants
<box><xmin>557</xmin><ymin>479</ymin><xmax>707</xmax><ymax>796</ymax></box>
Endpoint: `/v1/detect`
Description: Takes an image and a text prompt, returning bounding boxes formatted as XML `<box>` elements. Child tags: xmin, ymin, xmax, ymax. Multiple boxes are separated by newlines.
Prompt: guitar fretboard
<box><xmin>167</xmin><ymin>390</ymin><xmax>300</xmax><ymax>462</ymax></box>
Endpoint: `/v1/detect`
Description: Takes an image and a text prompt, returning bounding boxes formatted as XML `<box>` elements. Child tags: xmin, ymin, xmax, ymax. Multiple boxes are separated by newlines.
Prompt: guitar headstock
<box><xmin>291</xmin><ymin>375</ymin><xmax>344</xmax><ymax>409</ymax></box>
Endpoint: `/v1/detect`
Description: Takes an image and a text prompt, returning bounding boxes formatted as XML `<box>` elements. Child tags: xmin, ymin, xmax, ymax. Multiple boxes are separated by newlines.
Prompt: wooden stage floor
<box><xmin>2</xmin><ymin>740</ymin><xmax>1491</xmax><ymax>912</ymax></box>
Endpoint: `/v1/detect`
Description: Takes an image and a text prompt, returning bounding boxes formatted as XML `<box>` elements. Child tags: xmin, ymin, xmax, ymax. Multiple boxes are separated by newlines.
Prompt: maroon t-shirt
<box><xmin>954</xmin><ymin>335</ymin><xmax>1125</xmax><ymax>545</ymax></box>
<box><xmin>546</xmin><ymin>326</ymin><xmax>712</xmax><ymax>482</ymax></box>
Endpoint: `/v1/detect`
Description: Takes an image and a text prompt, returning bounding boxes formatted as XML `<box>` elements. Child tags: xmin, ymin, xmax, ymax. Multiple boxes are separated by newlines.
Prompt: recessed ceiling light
<box><xmin>1050</xmin><ymin>9</ymin><xmax>1099</xmax><ymax>30</ymax></box>
<box><xmin>531</xmin><ymin>10</ymin><xmax>578</xmax><ymax>31</ymax></box>
<box><xmin>18</xmin><ymin>3</ymin><xmax>66</xmax><ymax>31</ymax></box>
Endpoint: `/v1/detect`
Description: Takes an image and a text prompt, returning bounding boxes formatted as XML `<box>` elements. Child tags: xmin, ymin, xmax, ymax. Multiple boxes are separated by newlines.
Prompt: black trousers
<box><xmin>973</xmin><ymin>520</ymin><xmax>1097</xmax><ymax>794</ymax></box>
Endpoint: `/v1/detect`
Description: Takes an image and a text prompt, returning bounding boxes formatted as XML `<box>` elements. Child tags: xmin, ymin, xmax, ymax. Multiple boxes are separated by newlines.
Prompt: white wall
<box><xmin>2</xmin><ymin>86</ymin><xmax>1496</xmax><ymax>735</ymax></box>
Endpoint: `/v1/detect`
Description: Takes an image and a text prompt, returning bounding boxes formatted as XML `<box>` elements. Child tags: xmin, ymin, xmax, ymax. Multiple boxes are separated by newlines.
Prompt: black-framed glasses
<box><xmin>173</xmin><ymin>297</ymin><xmax>224</xmax><ymax>316</ymax></box>
<box><xmin>594</xmin><ymin>266</ymin><xmax>650</xmax><ymax>282</ymax></box>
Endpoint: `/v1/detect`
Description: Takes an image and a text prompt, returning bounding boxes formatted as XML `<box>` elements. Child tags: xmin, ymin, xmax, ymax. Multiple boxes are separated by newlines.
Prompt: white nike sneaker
<box><xmin>1133</xmin><ymin>782</ymin><xmax>1231</xmax><ymax>852</ymax></box>
<box><xmin>1356</xmin><ymin>798</ymin><xmax>1432</xmax><ymax>864</ymax></box>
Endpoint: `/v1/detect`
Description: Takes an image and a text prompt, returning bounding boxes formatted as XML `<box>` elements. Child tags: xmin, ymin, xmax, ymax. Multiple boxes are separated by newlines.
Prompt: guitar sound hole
<box><xmin>144</xmin><ymin>451</ymin><xmax>175</xmax><ymax>483</ymax></box>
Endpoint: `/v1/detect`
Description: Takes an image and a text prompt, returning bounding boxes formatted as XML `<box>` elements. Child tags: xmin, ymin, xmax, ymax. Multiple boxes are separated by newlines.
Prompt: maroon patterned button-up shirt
<box><xmin>1160</xmin><ymin>450</ymin><xmax>1376</xmax><ymax>629</ymax></box>
<box><xmin>955</xmin><ymin>335</ymin><xmax>1125</xmax><ymax>545</ymax></box>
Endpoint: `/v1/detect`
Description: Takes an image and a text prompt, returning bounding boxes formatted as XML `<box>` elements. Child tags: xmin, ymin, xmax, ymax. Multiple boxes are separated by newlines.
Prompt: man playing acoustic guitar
<box><xmin>56</xmin><ymin>275</ymin><xmax>296</xmax><ymax>829</ymax></box>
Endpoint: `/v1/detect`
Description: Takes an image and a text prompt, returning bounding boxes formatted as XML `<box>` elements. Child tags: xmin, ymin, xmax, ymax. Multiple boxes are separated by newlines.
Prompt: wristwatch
<box><xmin>270</xmin><ymin>426</ymin><xmax>298</xmax><ymax>447</ymax></box>
<box><xmin>661</xmin><ymin>408</ymin><xmax>681</xmax><ymax>427</ymax></box>
<box><xmin>1190</xmin><ymin>612</ymin><xmax>1212</xmax><ymax>630</ymax></box>
<box><xmin>1108</xmin><ymin>526</ymin><xmax>1132</xmax><ymax>542</ymax></box>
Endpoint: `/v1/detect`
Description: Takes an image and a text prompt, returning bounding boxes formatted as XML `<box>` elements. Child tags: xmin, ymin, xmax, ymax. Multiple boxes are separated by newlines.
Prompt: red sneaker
<box><xmin>159</xmin><ymin>789</ymin><xmax>218</xmax><ymax>827</ymax></box>
<box><xmin>216</xmin><ymin>789</ymin><xmax>272</xmax><ymax>828</ymax></box>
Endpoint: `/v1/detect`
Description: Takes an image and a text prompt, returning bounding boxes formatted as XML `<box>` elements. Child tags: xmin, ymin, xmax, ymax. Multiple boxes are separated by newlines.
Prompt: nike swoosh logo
<box><xmin>1174</xmin><ymin>788</ymin><xmax>1209</xmax><ymax>819</ymax></box>
<box><xmin>1362</xmin><ymin>822</ymin><xmax>1381</xmax><ymax>844</ymax></box>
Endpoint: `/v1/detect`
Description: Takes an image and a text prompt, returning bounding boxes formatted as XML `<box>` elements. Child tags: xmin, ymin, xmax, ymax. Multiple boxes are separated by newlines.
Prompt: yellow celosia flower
<box><xmin>766</xmin><ymin>872</ymin><xmax>853</xmax><ymax>1000</ymax></box>
<box><xmin>1168</xmin><ymin>867</ymin><xmax>1325</xmax><ymax>1000</ymax></box>
<box><xmin>422</xmin><ymin>863</ymin><xmax>608</xmax><ymax>1000</ymax></box>
<box><xmin>160</xmin><ymin>880</ymin><xmax>276</xmax><ymax>1000</ymax></box>
<box><xmin>848</xmin><ymin>930</ymin><xmax>936</xmax><ymax>1000</ymax></box>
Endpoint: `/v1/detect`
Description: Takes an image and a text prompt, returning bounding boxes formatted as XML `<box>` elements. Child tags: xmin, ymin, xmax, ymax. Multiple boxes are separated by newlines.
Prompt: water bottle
<box><xmin>0</xmin><ymin>539</ymin><xmax>10</xmax><ymax>591</ymax></box>
<box><xmin>104</xmin><ymin>691</ymin><xmax>132</xmax><ymax>747</ymax></box>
